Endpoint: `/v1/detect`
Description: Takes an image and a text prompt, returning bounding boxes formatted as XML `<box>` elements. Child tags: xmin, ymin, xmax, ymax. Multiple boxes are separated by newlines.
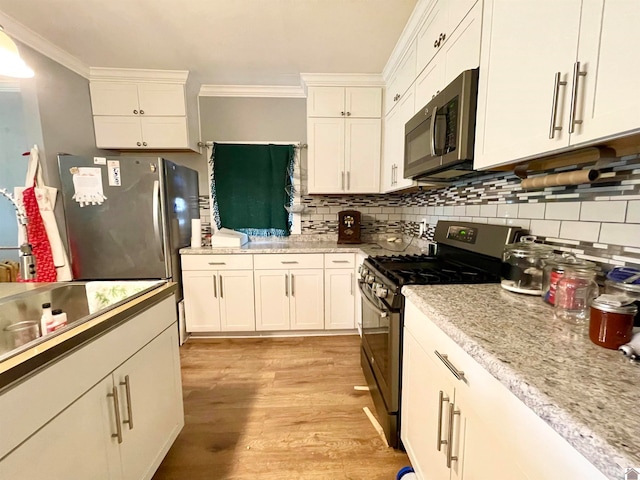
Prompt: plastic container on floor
<box><xmin>396</xmin><ymin>466</ymin><xmax>417</xmax><ymax>479</ymax></box>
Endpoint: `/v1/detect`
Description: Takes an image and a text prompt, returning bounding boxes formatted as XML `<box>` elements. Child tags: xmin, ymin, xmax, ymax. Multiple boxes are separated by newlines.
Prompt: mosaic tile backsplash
<box><xmin>201</xmin><ymin>153</ymin><xmax>640</xmax><ymax>271</ymax></box>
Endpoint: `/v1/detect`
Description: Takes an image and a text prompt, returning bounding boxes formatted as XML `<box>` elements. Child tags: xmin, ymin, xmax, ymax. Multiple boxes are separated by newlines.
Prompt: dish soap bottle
<box><xmin>40</xmin><ymin>302</ymin><xmax>53</xmax><ymax>335</ymax></box>
<box><xmin>51</xmin><ymin>309</ymin><xmax>68</xmax><ymax>331</ymax></box>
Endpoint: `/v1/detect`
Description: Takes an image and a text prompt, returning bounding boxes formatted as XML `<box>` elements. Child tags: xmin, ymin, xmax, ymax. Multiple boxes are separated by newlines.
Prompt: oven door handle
<box><xmin>359</xmin><ymin>282</ymin><xmax>389</xmax><ymax>318</ymax></box>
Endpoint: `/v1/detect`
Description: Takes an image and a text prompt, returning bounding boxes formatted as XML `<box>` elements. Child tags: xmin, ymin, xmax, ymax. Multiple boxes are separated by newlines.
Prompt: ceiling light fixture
<box><xmin>0</xmin><ymin>25</ymin><xmax>34</xmax><ymax>78</ymax></box>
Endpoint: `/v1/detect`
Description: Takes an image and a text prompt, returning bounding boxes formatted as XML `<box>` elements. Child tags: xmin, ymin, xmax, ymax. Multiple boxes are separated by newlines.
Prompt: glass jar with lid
<box><xmin>554</xmin><ymin>268</ymin><xmax>599</xmax><ymax>326</ymax></box>
<box><xmin>542</xmin><ymin>252</ymin><xmax>596</xmax><ymax>305</ymax></box>
<box><xmin>501</xmin><ymin>236</ymin><xmax>555</xmax><ymax>294</ymax></box>
<box><xmin>589</xmin><ymin>295</ymin><xmax>637</xmax><ymax>349</ymax></box>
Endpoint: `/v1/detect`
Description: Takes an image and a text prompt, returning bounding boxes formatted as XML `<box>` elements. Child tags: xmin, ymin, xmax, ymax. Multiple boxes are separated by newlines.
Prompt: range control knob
<box><xmin>365</xmin><ymin>275</ymin><xmax>375</xmax><ymax>284</ymax></box>
<box><xmin>375</xmin><ymin>286</ymin><xmax>389</xmax><ymax>298</ymax></box>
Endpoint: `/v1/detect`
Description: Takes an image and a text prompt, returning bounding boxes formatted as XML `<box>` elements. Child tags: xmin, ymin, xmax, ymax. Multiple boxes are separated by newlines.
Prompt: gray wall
<box><xmin>198</xmin><ymin>96</ymin><xmax>308</xmax><ymax>195</ymax></box>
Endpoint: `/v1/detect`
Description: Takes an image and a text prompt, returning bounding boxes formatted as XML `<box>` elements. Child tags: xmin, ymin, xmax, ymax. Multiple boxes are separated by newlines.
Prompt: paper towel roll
<box><xmin>520</xmin><ymin>169</ymin><xmax>599</xmax><ymax>189</ymax></box>
<box><xmin>191</xmin><ymin>219</ymin><xmax>202</xmax><ymax>248</ymax></box>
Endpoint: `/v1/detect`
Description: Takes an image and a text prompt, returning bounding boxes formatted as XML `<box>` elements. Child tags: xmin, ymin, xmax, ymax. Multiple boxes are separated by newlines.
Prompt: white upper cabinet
<box><xmin>89</xmin><ymin>68</ymin><xmax>198</xmax><ymax>151</ymax></box>
<box><xmin>474</xmin><ymin>0</ymin><xmax>640</xmax><ymax>170</ymax></box>
<box><xmin>571</xmin><ymin>0</ymin><xmax>640</xmax><ymax>145</ymax></box>
<box><xmin>307</xmin><ymin>85</ymin><xmax>382</xmax><ymax>194</ymax></box>
<box><xmin>385</xmin><ymin>41</ymin><xmax>417</xmax><ymax>115</ymax></box>
<box><xmin>308</xmin><ymin>86</ymin><xmax>382</xmax><ymax>118</ymax></box>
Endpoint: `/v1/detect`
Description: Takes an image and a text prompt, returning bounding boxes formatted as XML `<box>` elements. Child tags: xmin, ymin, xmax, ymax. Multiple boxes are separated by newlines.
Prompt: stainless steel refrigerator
<box><xmin>57</xmin><ymin>155</ymin><xmax>199</xmax><ymax>302</ymax></box>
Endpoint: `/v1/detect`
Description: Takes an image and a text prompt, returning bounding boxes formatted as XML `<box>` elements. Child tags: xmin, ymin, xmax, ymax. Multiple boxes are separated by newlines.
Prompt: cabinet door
<box><xmin>441</xmin><ymin>2</ymin><xmax>481</xmax><ymax>87</ymax></box>
<box><xmin>0</xmin><ymin>376</ymin><xmax>122</xmax><ymax>480</ymax></box>
<box><xmin>416</xmin><ymin>0</ymin><xmax>448</xmax><ymax>74</ymax></box>
<box><xmin>324</xmin><ymin>268</ymin><xmax>356</xmax><ymax>330</ymax></box>
<box><xmin>94</xmin><ymin>116</ymin><xmax>143</xmax><ymax>149</ymax></box>
<box><xmin>401</xmin><ymin>328</ymin><xmax>452</xmax><ymax>480</ymax></box>
<box><xmin>345</xmin><ymin>118</ymin><xmax>381</xmax><ymax>193</ymax></box>
<box><xmin>140</xmin><ymin>117</ymin><xmax>189</xmax><ymax>149</ymax></box>
<box><xmin>289</xmin><ymin>269</ymin><xmax>324</xmax><ymax>330</ymax></box>
<box><xmin>219</xmin><ymin>270</ymin><xmax>256</xmax><ymax>331</ymax></box>
<box><xmin>307</xmin><ymin>117</ymin><xmax>345</xmax><ymax>193</ymax></box>
<box><xmin>90</xmin><ymin>82</ymin><xmax>140</xmax><ymax>116</ymax></box>
<box><xmin>116</xmin><ymin>326</ymin><xmax>183</xmax><ymax>480</ymax></box>
<box><xmin>572</xmin><ymin>0</ymin><xmax>640</xmax><ymax>144</ymax></box>
<box><xmin>182</xmin><ymin>271</ymin><xmax>221</xmax><ymax>332</ymax></box>
<box><xmin>345</xmin><ymin>87</ymin><xmax>382</xmax><ymax>118</ymax></box>
<box><xmin>414</xmin><ymin>57</ymin><xmax>445</xmax><ymax>112</ymax></box>
<box><xmin>385</xmin><ymin>41</ymin><xmax>417</xmax><ymax>114</ymax></box>
<box><xmin>307</xmin><ymin>87</ymin><xmax>346</xmax><ymax>117</ymax></box>
<box><xmin>137</xmin><ymin>83</ymin><xmax>185</xmax><ymax>116</ymax></box>
<box><xmin>254</xmin><ymin>270</ymin><xmax>290</xmax><ymax>330</ymax></box>
<box><xmin>474</xmin><ymin>0</ymin><xmax>582</xmax><ymax>170</ymax></box>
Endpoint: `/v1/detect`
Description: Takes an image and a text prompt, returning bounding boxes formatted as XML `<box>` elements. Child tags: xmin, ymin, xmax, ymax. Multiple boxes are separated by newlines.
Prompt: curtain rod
<box><xmin>198</xmin><ymin>141</ymin><xmax>307</xmax><ymax>149</ymax></box>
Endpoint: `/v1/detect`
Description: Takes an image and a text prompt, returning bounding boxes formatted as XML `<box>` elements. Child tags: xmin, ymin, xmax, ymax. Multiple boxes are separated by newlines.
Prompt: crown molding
<box><xmin>382</xmin><ymin>0</ymin><xmax>435</xmax><ymax>81</ymax></box>
<box><xmin>199</xmin><ymin>84</ymin><xmax>305</xmax><ymax>98</ymax></box>
<box><xmin>300</xmin><ymin>73</ymin><xmax>385</xmax><ymax>88</ymax></box>
<box><xmin>89</xmin><ymin>67</ymin><xmax>189</xmax><ymax>83</ymax></box>
<box><xmin>0</xmin><ymin>11</ymin><xmax>90</xmax><ymax>79</ymax></box>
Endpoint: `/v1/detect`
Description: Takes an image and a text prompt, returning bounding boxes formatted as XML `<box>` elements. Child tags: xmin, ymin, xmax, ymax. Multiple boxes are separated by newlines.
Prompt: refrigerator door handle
<box><xmin>152</xmin><ymin>180</ymin><xmax>164</xmax><ymax>261</ymax></box>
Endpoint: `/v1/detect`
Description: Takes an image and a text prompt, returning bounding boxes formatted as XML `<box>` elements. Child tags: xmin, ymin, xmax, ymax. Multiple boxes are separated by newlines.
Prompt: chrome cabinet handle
<box><xmin>290</xmin><ymin>274</ymin><xmax>295</xmax><ymax>296</ymax></box>
<box><xmin>281</xmin><ymin>261</ymin><xmax>298</xmax><ymax>264</ymax></box>
<box><xmin>140</xmin><ymin>110</ymin><xmax>144</xmax><ymax>115</ymax></box>
<box><xmin>133</xmin><ymin>109</ymin><xmax>138</xmax><ymax>114</ymax></box>
<box><xmin>208</xmin><ymin>262</ymin><xmax>226</xmax><ymax>265</ymax></box>
<box><xmin>219</xmin><ymin>275</ymin><xmax>223</xmax><ymax>298</ymax></box>
<box><xmin>213</xmin><ymin>274</ymin><xmax>217</xmax><ymax>298</ymax></box>
<box><xmin>434</xmin><ymin>350</ymin><xmax>466</xmax><ymax>381</ymax></box>
<box><xmin>342</xmin><ymin>171</ymin><xmax>345</xmax><ymax>190</ymax></box>
<box><xmin>107</xmin><ymin>386</ymin><xmax>123</xmax><ymax>444</ymax></box>
<box><xmin>549</xmin><ymin>71</ymin><xmax>567</xmax><ymax>139</ymax></box>
<box><xmin>341</xmin><ymin>111</ymin><xmax>345</xmax><ymax>116</ymax></box>
<box><xmin>437</xmin><ymin>390</ymin><xmax>449</xmax><ymax>451</ymax></box>
<box><xmin>137</xmin><ymin>142</ymin><xmax>142</xmax><ymax>146</ymax></box>
<box><xmin>120</xmin><ymin>375</ymin><xmax>134</xmax><ymax>430</ymax></box>
<box><xmin>569</xmin><ymin>61</ymin><xmax>587</xmax><ymax>134</ymax></box>
<box><xmin>347</xmin><ymin>171</ymin><xmax>350</xmax><ymax>190</ymax></box>
<box><xmin>285</xmin><ymin>273</ymin><xmax>289</xmax><ymax>296</ymax></box>
<box><xmin>346</xmin><ymin>111</ymin><xmax>351</xmax><ymax>116</ymax></box>
<box><xmin>332</xmin><ymin>260</ymin><xmax>350</xmax><ymax>263</ymax></box>
<box><xmin>142</xmin><ymin>142</ymin><xmax>147</xmax><ymax>146</ymax></box>
<box><xmin>351</xmin><ymin>273</ymin><xmax>354</xmax><ymax>295</ymax></box>
<box><xmin>447</xmin><ymin>402</ymin><xmax>460</xmax><ymax>468</ymax></box>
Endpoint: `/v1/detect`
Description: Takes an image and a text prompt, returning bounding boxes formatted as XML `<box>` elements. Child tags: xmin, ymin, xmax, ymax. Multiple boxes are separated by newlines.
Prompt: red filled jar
<box><xmin>589</xmin><ymin>297</ymin><xmax>637</xmax><ymax>349</ymax></box>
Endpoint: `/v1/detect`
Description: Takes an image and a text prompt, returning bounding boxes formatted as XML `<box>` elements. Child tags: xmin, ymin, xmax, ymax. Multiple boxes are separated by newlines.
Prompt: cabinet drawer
<box><xmin>181</xmin><ymin>254</ymin><xmax>253</xmax><ymax>271</ymax></box>
<box><xmin>254</xmin><ymin>253</ymin><xmax>324</xmax><ymax>270</ymax></box>
<box><xmin>324</xmin><ymin>253</ymin><xmax>355</xmax><ymax>268</ymax></box>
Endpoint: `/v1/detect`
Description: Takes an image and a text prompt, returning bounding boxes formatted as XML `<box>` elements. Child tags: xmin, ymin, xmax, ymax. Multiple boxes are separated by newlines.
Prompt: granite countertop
<box><xmin>0</xmin><ymin>280</ymin><xmax>175</xmax><ymax>390</ymax></box>
<box><xmin>402</xmin><ymin>284</ymin><xmax>640</xmax><ymax>480</ymax></box>
<box><xmin>181</xmin><ymin>240</ymin><xmax>428</xmax><ymax>257</ymax></box>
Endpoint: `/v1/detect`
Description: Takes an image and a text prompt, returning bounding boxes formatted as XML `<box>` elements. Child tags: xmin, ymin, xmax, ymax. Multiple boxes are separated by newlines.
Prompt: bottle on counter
<box><xmin>40</xmin><ymin>302</ymin><xmax>53</xmax><ymax>336</ymax></box>
<box><xmin>50</xmin><ymin>309</ymin><xmax>68</xmax><ymax>331</ymax></box>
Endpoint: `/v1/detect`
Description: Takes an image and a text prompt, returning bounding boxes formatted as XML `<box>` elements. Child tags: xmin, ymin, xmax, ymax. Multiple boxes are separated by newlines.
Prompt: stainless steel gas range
<box><xmin>358</xmin><ymin>221</ymin><xmax>524</xmax><ymax>448</ymax></box>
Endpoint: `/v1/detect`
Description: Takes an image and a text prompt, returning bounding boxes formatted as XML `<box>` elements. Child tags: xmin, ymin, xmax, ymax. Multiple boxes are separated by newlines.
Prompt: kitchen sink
<box><xmin>0</xmin><ymin>280</ymin><xmax>162</xmax><ymax>358</ymax></box>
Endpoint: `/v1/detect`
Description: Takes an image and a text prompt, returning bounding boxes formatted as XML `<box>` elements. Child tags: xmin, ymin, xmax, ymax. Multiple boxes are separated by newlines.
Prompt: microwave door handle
<box><xmin>429</xmin><ymin>107</ymin><xmax>438</xmax><ymax>157</ymax></box>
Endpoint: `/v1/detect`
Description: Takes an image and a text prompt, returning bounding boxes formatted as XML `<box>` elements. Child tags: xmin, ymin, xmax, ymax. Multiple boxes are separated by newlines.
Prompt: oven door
<box><xmin>359</xmin><ymin>281</ymin><xmax>401</xmax><ymax>414</ymax></box>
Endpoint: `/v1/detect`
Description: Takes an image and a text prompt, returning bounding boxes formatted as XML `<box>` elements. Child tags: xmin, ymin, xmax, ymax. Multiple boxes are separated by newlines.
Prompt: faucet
<box><xmin>0</xmin><ymin>188</ymin><xmax>36</xmax><ymax>280</ymax></box>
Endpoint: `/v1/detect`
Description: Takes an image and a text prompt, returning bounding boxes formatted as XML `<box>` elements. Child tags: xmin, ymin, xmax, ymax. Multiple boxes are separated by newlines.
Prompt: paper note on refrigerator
<box><xmin>72</xmin><ymin>167</ymin><xmax>107</xmax><ymax>207</ymax></box>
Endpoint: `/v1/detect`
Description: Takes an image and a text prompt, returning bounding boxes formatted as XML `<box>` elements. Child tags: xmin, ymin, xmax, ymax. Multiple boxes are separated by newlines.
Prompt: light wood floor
<box><xmin>152</xmin><ymin>335</ymin><xmax>409</xmax><ymax>480</ymax></box>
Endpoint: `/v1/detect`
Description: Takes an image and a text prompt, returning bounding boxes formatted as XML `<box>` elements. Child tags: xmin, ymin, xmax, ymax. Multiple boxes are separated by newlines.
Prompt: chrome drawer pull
<box><xmin>281</xmin><ymin>261</ymin><xmax>298</xmax><ymax>264</ymax></box>
<box><xmin>447</xmin><ymin>402</ymin><xmax>460</xmax><ymax>468</ymax></box>
<box><xmin>332</xmin><ymin>260</ymin><xmax>350</xmax><ymax>263</ymax></box>
<box><xmin>208</xmin><ymin>262</ymin><xmax>226</xmax><ymax>265</ymax></box>
<box><xmin>569</xmin><ymin>61</ymin><xmax>587</xmax><ymax>134</ymax></box>
<box><xmin>548</xmin><ymin>71</ymin><xmax>567</xmax><ymax>139</ymax></box>
<box><xmin>434</xmin><ymin>350</ymin><xmax>466</xmax><ymax>382</ymax></box>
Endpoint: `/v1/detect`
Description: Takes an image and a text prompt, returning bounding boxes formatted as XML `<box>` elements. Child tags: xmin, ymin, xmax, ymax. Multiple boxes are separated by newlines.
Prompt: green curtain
<box><xmin>210</xmin><ymin>143</ymin><xmax>295</xmax><ymax>236</ymax></box>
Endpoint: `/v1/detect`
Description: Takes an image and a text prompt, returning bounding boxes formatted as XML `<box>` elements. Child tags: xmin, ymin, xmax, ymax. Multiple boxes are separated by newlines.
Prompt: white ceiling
<box><xmin>0</xmin><ymin>0</ymin><xmax>417</xmax><ymax>86</ymax></box>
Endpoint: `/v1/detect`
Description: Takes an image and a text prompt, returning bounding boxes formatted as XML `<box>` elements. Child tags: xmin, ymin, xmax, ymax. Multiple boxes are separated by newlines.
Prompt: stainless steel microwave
<box><xmin>404</xmin><ymin>68</ymin><xmax>479</xmax><ymax>181</ymax></box>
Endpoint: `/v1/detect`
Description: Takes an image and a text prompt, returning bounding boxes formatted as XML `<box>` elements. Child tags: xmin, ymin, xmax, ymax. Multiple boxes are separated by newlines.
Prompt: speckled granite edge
<box><xmin>402</xmin><ymin>284</ymin><xmax>639</xmax><ymax>480</ymax></box>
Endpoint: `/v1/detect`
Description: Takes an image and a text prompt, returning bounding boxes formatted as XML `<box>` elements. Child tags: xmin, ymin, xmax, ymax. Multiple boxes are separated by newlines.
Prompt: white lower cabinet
<box><xmin>402</xmin><ymin>300</ymin><xmax>608</xmax><ymax>480</ymax></box>
<box><xmin>324</xmin><ymin>253</ymin><xmax>357</xmax><ymax>330</ymax></box>
<box><xmin>0</xmin><ymin>301</ymin><xmax>183</xmax><ymax>480</ymax></box>
<box><xmin>181</xmin><ymin>254</ymin><xmax>255</xmax><ymax>332</ymax></box>
<box><xmin>254</xmin><ymin>269</ymin><xmax>324</xmax><ymax>331</ymax></box>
